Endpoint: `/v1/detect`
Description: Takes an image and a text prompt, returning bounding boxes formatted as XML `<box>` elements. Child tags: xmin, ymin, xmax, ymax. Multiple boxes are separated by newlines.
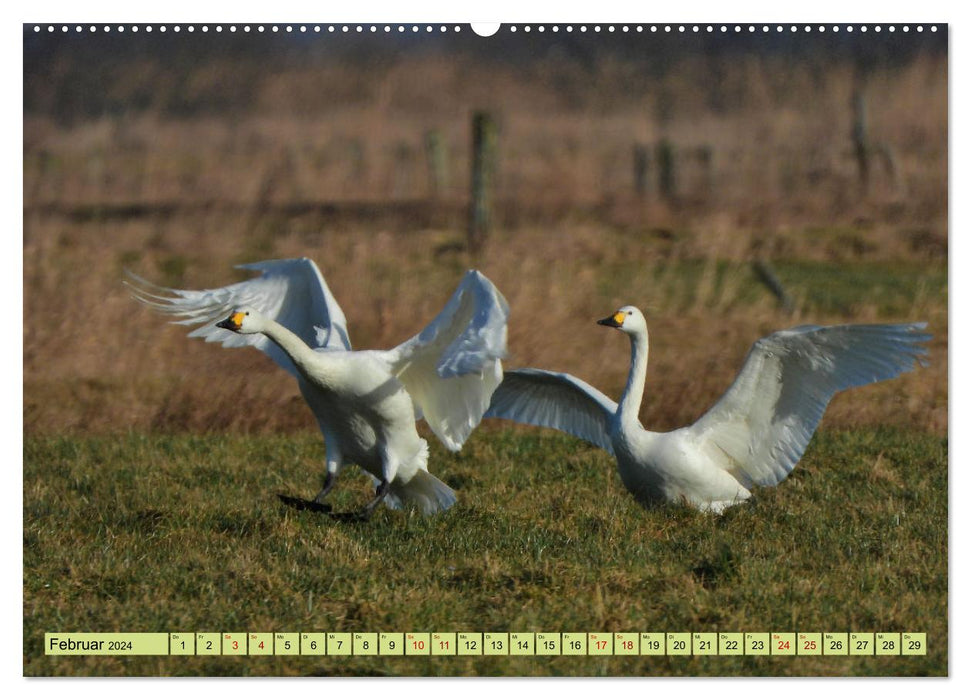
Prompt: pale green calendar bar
<box><xmin>45</xmin><ymin>633</ymin><xmax>169</xmax><ymax>656</ymax></box>
<box><xmin>43</xmin><ymin>631</ymin><xmax>929</xmax><ymax>656</ymax></box>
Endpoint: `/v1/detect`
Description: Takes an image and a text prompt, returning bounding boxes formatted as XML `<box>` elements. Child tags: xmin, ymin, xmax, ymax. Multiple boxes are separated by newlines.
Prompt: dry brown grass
<box><xmin>23</xmin><ymin>45</ymin><xmax>947</xmax><ymax>439</ymax></box>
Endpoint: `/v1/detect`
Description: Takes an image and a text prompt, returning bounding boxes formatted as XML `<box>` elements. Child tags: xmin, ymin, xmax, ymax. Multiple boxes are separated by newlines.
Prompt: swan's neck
<box><xmin>259</xmin><ymin>320</ymin><xmax>323</xmax><ymax>379</ymax></box>
<box><xmin>618</xmin><ymin>328</ymin><xmax>649</xmax><ymax>426</ymax></box>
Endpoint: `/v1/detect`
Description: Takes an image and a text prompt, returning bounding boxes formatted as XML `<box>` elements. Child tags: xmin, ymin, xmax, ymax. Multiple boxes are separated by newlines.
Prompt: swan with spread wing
<box><xmin>486</xmin><ymin>306</ymin><xmax>929</xmax><ymax>513</ymax></box>
<box><xmin>128</xmin><ymin>258</ymin><xmax>508</xmax><ymax>518</ymax></box>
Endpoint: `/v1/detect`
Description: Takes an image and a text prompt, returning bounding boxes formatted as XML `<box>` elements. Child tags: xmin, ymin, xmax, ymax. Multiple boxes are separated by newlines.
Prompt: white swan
<box><xmin>127</xmin><ymin>258</ymin><xmax>509</xmax><ymax>518</ymax></box>
<box><xmin>486</xmin><ymin>306</ymin><xmax>930</xmax><ymax>513</ymax></box>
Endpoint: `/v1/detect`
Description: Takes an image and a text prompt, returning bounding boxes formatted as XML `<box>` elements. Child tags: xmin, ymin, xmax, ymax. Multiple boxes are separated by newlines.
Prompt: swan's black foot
<box><xmin>353</xmin><ymin>479</ymin><xmax>390</xmax><ymax>520</ymax></box>
<box><xmin>277</xmin><ymin>493</ymin><xmax>332</xmax><ymax>513</ymax></box>
<box><xmin>312</xmin><ymin>473</ymin><xmax>337</xmax><ymax>506</ymax></box>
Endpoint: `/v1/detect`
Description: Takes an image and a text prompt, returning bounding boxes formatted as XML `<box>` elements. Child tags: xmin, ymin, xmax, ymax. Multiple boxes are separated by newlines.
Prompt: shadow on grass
<box><xmin>276</xmin><ymin>493</ymin><xmax>373</xmax><ymax>523</ymax></box>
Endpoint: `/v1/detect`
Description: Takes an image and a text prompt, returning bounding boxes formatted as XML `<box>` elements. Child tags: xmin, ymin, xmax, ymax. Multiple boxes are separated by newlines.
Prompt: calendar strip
<box><xmin>45</xmin><ymin>632</ymin><xmax>927</xmax><ymax>656</ymax></box>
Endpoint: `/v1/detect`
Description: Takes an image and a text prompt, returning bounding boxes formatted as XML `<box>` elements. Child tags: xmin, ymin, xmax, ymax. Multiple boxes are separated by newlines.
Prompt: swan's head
<box><xmin>216</xmin><ymin>307</ymin><xmax>265</xmax><ymax>335</ymax></box>
<box><xmin>597</xmin><ymin>305</ymin><xmax>647</xmax><ymax>334</ymax></box>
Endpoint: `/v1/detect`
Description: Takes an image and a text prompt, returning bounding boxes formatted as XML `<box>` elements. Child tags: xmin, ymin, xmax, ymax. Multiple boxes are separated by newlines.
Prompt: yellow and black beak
<box><xmin>216</xmin><ymin>311</ymin><xmax>245</xmax><ymax>332</ymax></box>
<box><xmin>597</xmin><ymin>310</ymin><xmax>626</xmax><ymax>328</ymax></box>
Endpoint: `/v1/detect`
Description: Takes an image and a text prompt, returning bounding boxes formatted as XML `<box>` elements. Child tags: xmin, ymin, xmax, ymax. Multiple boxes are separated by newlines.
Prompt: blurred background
<box><xmin>23</xmin><ymin>26</ymin><xmax>947</xmax><ymax>439</ymax></box>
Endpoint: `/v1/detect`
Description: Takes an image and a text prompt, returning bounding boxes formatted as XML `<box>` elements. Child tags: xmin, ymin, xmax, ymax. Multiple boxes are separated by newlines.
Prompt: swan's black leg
<box><xmin>355</xmin><ymin>479</ymin><xmax>391</xmax><ymax>520</ymax></box>
<box><xmin>313</xmin><ymin>472</ymin><xmax>336</xmax><ymax>505</ymax></box>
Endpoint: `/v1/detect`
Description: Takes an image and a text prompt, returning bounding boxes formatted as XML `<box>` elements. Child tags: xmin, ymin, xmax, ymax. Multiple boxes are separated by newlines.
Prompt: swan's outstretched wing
<box><xmin>485</xmin><ymin>368</ymin><xmax>618</xmax><ymax>455</ymax></box>
<box><xmin>384</xmin><ymin>270</ymin><xmax>509</xmax><ymax>451</ymax></box>
<box><xmin>126</xmin><ymin>257</ymin><xmax>351</xmax><ymax>379</ymax></box>
<box><xmin>686</xmin><ymin>323</ymin><xmax>931</xmax><ymax>488</ymax></box>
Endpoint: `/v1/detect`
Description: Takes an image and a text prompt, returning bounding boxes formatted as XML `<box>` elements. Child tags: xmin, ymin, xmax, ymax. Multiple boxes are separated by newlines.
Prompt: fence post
<box><xmin>425</xmin><ymin>129</ymin><xmax>449</xmax><ymax>199</ymax></box>
<box><xmin>852</xmin><ymin>87</ymin><xmax>870</xmax><ymax>193</ymax></box>
<box><xmin>875</xmin><ymin>143</ymin><xmax>901</xmax><ymax>193</ymax></box>
<box><xmin>391</xmin><ymin>142</ymin><xmax>415</xmax><ymax>198</ymax></box>
<box><xmin>632</xmin><ymin>143</ymin><xmax>650</xmax><ymax>198</ymax></box>
<box><xmin>697</xmin><ymin>145</ymin><xmax>713</xmax><ymax>197</ymax></box>
<box><xmin>656</xmin><ymin>138</ymin><xmax>676</xmax><ymax>201</ymax></box>
<box><xmin>469</xmin><ymin>111</ymin><xmax>497</xmax><ymax>255</ymax></box>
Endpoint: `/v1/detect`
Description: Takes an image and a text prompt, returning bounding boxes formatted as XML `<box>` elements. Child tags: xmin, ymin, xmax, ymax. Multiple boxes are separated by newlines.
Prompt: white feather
<box><xmin>384</xmin><ymin>270</ymin><xmax>509</xmax><ymax>451</ymax></box>
<box><xmin>485</xmin><ymin>368</ymin><xmax>617</xmax><ymax>455</ymax></box>
<box><xmin>125</xmin><ymin>257</ymin><xmax>350</xmax><ymax>381</ymax></box>
<box><xmin>687</xmin><ymin>323</ymin><xmax>931</xmax><ymax>489</ymax></box>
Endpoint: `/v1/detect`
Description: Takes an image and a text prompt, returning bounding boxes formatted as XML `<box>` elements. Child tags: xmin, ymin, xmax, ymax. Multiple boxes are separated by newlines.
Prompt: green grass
<box><xmin>775</xmin><ymin>261</ymin><xmax>947</xmax><ymax>317</ymax></box>
<box><xmin>592</xmin><ymin>258</ymin><xmax>946</xmax><ymax>318</ymax></box>
<box><xmin>24</xmin><ymin>428</ymin><xmax>946</xmax><ymax>676</ymax></box>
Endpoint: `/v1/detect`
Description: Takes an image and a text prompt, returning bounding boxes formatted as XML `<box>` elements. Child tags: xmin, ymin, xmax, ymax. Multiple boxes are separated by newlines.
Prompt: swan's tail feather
<box><xmin>387</xmin><ymin>470</ymin><xmax>457</xmax><ymax>515</ymax></box>
<box><xmin>384</xmin><ymin>441</ymin><xmax>456</xmax><ymax>515</ymax></box>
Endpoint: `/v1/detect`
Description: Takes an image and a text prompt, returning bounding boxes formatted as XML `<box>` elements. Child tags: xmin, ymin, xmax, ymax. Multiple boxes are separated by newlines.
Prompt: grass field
<box><xmin>24</xmin><ymin>427</ymin><xmax>947</xmax><ymax>676</ymax></box>
<box><xmin>23</xmin><ymin>31</ymin><xmax>948</xmax><ymax>678</ymax></box>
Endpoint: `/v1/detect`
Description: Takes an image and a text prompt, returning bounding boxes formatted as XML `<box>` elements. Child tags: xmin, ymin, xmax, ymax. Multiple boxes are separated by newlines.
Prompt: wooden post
<box><xmin>469</xmin><ymin>111</ymin><xmax>497</xmax><ymax>255</ymax></box>
<box><xmin>632</xmin><ymin>143</ymin><xmax>650</xmax><ymax>198</ymax></box>
<box><xmin>852</xmin><ymin>87</ymin><xmax>870</xmax><ymax>193</ymax></box>
<box><xmin>697</xmin><ymin>145</ymin><xmax>713</xmax><ymax>197</ymax></box>
<box><xmin>348</xmin><ymin>139</ymin><xmax>367</xmax><ymax>186</ymax></box>
<box><xmin>425</xmin><ymin>129</ymin><xmax>449</xmax><ymax>199</ymax></box>
<box><xmin>392</xmin><ymin>142</ymin><xmax>414</xmax><ymax>198</ymax></box>
<box><xmin>656</xmin><ymin>138</ymin><xmax>676</xmax><ymax>201</ymax></box>
<box><xmin>875</xmin><ymin>143</ymin><xmax>901</xmax><ymax>193</ymax></box>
